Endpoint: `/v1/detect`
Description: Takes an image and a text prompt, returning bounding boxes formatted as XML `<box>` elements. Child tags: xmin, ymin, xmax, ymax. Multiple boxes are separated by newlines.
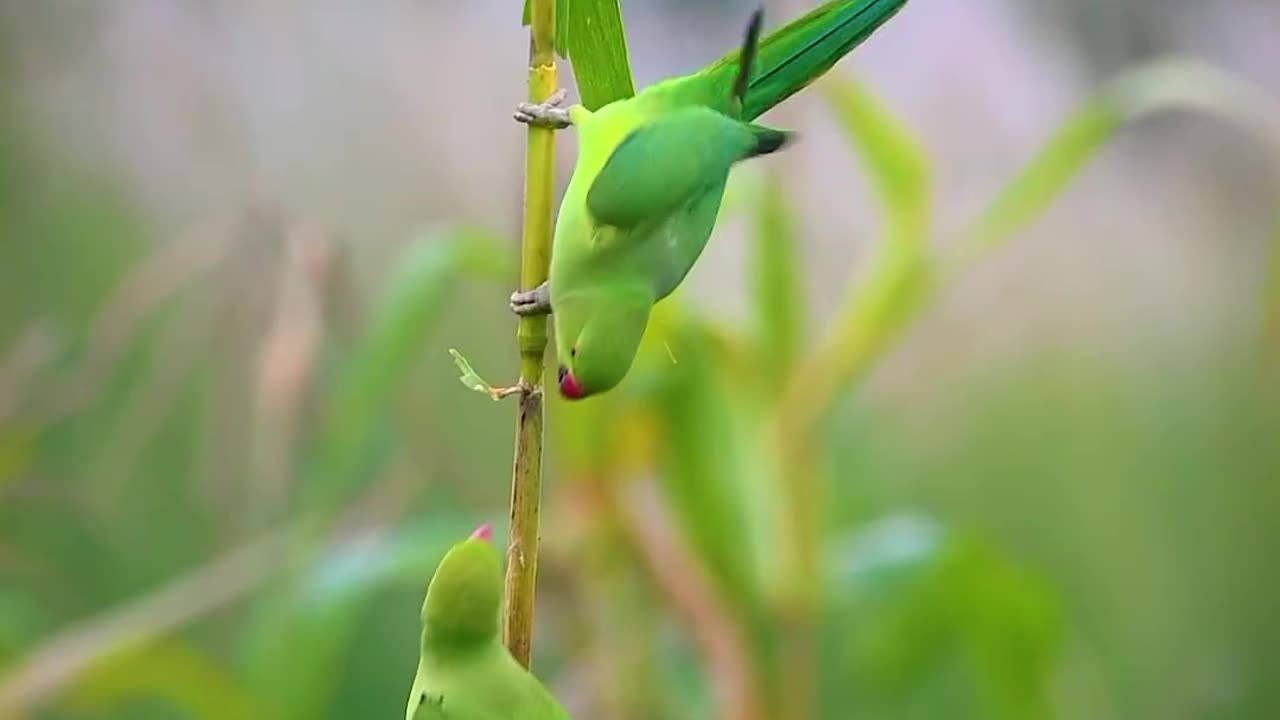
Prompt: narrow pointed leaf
<box><xmin>822</xmin><ymin>76</ymin><xmax>931</xmax><ymax>255</ymax></box>
<box><xmin>648</xmin><ymin>318</ymin><xmax>766</xmax><ymax>620</ymax></box>
<box><xmin>961</xmin><ymin>59</ymin><xmax>1280</xmax><ymax>263</ymax></box>
<box><xmin>789</xmin><ymin>77</ymin><xmax>932</xmax><ymax>418</ymax></box>
<box><xmin>751</xmin><ymin>174</ymin><xmax>805</xmax><ymax>389</ymax></box>
<box><xmin>556</xmin><ymin>0</ymin><xmax>572</xmax><ymax>58</ymax></box>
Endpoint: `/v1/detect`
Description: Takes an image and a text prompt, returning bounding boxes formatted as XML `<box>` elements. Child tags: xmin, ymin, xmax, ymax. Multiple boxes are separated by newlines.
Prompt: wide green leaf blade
<box><xmin>566</xmin><ymin>0</ymin><xmax>635</xmax><ymax>109</ymax></box>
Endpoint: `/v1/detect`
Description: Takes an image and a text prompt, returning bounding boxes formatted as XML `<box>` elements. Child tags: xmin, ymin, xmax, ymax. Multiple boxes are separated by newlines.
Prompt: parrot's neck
<box><xmin>421</xmin><ymin>631</ymin><xmax>503</xmax><ymax>666</ymax></box>
<box><xmin>572</xmin><ymin>102</ymin><xmax>648</xmax><ymax>185</ymax></box>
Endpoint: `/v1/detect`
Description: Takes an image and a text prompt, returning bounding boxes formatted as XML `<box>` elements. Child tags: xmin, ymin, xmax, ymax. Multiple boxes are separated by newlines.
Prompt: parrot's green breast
<box><xmin>409</xmin><ymin>645</ymin><xmax>569</xmax><ymax>720</ymax></box>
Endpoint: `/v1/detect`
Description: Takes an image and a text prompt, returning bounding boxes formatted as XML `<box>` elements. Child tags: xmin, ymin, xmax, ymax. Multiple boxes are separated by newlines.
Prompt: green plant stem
<box><xmin>773</xmin><ymin>435</ymin><xmax>818</xmax><ymax>720</ymax></box>
<box><xmin>502</xmin><ymin>0</ymin><xmax>557</xmax><ymax>669</ymax></box>
<box><xmin>1264</xmin><ymin>217</ymin><xmax>1280</xmax><ymax>364</ymax></box>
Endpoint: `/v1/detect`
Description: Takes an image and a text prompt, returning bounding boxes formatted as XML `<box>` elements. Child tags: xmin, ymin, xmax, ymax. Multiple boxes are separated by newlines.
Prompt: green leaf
<box><xmin>960</xmin><ymin>102</ymin><xmax>1114</xmax><ymax>264</ymax></box>
<box><xmin>0</xmin><ymin>586</ymin><xmax>48</xmax><ymax>663</ymax></box>
<box><xmin>647</xmin><ymin>316</ymin><xmax>769</xmax><ymax>628</ymax></box>
<box><xmin>751</xmin><ymin>174</ymin><xmax>805</xmax><ymax>390</ymax></box>
<box><xmin>556</xmin><ymin>0</ymin><xmax>572</xmax><ymax>59</ymax></box>
<box><xmin>448</xmin><ymin>348</ymin><xmax>492</xmax><ymax>396</ymax></box>
<box><xmin>522</xmin><ymin>0</ymin><xmax>635</xmax><ymax>107</ymax></box>
<box><xmin>797</xmin><ymin>77</ymin><xmax>933</xmax><ymax>409</ymax></box>
<box><xmin>822</xmin><ymin>76</ymin><xmax>931</xmax><ymax>256</ymax></box>
<box><xmin>447</xmin><ymin>348</ymin><xmax>513</xmax><ymax>401</ymax></box>
<box><xmin>822</xmin><ymin>515</ymin><xmax>1063</xmax><ymax>720</ymax></box>
<box><xmin>567</xmin><ymin>0</ymin><xmax>635</xmax><ymax>109</ymax></box>
<box><xmin>961</xmin><ymin>59</ymin><xmax>1280</xmax><ymax>263</ymax></box>
<box><xmin>63</xmin><ymin>640</ymin><xmax>264</xmax><ymax>720</ymax></box>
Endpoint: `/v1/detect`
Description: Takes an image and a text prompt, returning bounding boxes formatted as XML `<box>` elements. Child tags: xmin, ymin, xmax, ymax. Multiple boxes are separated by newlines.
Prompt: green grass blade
<box><xmin>556</xmin><ymin>0</ymin><xmax>572</xmax><ymax>58</ymax></box>
<box><xmin>959</xmin><ymin>101</ymin><xmax>1115</xmax><ymax>261</ymax></box>
<box><xmin>751</xmin><ymin>175</ymin><xmax>805</xmax><ymax>391</ymax></box>
<box><xmin>786</xmin><ymin>77</ymin><xmax>932</xmax><ymax>423</ymax></box>
<box><xmin>960</xmin><ymin>59</ymin><xmax>1280</xmax><ymax>264</ymax></box>
<box><xmin>821</xmin><ymin>76</ymin><xmax>931</xmax><ymax>255</ymax></box>
<box><xmin>63</xmin><ymin>641</ymin><xmax>263</xmax><ymax>720</ymax></box>
<box><xmin>647</xmin><ymin>316</ymin><xmax>769</xmax><ymax>626</ymax></box>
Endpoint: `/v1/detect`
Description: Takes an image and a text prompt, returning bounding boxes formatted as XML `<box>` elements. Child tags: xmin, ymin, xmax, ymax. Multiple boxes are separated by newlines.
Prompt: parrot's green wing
<box><xmin>585</xmin><ymin>108</ymin><xmax>790</xmax><ymax>229</ymax></box>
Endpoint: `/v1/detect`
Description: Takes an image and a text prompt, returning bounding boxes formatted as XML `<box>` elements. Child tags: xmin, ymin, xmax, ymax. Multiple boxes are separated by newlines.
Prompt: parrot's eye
<box><xmin>570</xmin><ymin>346</ymin><xmax>577</xmax><ymax>357</ymax></box>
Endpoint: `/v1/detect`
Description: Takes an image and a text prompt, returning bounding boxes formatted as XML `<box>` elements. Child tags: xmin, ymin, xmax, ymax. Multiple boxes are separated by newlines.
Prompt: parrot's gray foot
<box><xmin>510</xmin><ymin>282</ymin><xmax>552</xmax><ymax>316</ymax></box>
<box><xmin>514</xmin><ymin>89</ymin><xmax>571</xmax><ymax>129</ymax></box>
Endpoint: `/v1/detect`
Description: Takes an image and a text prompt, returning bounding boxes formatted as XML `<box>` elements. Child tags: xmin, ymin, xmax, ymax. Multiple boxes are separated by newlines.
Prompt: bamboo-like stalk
<box><xmin>502</xmin><ymin>0</ymin><xmax>557</xmax><ymax>669</ymax></box>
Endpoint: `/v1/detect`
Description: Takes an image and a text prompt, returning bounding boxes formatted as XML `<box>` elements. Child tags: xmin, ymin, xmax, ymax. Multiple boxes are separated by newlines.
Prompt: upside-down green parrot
<box><xmin>404</xmin><ymin>524</ymin><xmax>571</xmax><ymax>720</ymax></box>
<box><xmin>510</xmin><ymin>0</ymin><xmax>909</xmax><ymax>399</ymax></box>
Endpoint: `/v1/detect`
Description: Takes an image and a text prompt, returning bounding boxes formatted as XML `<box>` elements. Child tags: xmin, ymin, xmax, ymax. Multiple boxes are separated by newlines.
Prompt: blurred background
<box><xmin>2</xmin><ymin>0</ymin><xmax>1278</xmax><ymax>718</ymax></box>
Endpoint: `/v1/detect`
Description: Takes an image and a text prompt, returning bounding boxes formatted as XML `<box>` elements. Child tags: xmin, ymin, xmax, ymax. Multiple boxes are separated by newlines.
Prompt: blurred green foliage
<box><xmin>3</xmin><ymin>5</ymin><xmax>1280</xmax><ymax>720</ymax></box>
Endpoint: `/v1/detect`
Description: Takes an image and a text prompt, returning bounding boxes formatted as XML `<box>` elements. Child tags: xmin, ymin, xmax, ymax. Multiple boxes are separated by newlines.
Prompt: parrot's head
<box><xmin>421</xmin><ymin>524</ymin><xmax>501</xmax><ymax>648</ymax></box>
<box><xmin>554</xmin><ymin>290</ymin><xmax>652</xmax><ymax>400</ymax></box>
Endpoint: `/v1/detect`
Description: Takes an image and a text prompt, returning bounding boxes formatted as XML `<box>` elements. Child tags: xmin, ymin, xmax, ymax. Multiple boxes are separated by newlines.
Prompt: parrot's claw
<box><xmin>510</xmin><ymin>282</ymin><xmax>552</xmax><ymax>316</ymax></box>
<box><xmin>514</xmin><ymin>89</ymin><xmax>572</xmax><ymax>129</ymax></box>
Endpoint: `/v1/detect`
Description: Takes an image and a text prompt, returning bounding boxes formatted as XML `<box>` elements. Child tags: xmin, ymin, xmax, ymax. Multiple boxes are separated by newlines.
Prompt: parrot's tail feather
<box><xmin>747</xmin><ymin>126</ymin><xmax>794</xmax><ymax>157</ymax></box>
<box><xmin>704</xmin><ymin>0</ymin><xmax>909</xmax><ymax>121</ymax></box>
<box><xmin>732</xmin><ymin>8</ymin><xmax>765</xmax><ymax>106</ymax></box>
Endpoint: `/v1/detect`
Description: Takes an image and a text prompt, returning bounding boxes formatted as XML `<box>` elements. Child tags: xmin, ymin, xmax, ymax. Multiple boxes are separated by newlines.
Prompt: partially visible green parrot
<box><xmin>511</xmin><ymin>0</ymin><xmax>910</xmax><ymax>399</ymax></box>
<box><xmin>405</xmin><ymin>524</ymin><xmax>570</xmax><ymax>720</ymax></box>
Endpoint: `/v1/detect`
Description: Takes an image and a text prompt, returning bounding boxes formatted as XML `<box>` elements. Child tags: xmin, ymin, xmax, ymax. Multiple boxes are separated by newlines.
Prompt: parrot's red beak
<box><xmin>469</xmin><ymin>523</ymin><xmax>493</xmax><ymax>542</ymax></box>
<box><xmin>558</xmin><ymin>365</ymin><xmax>586</xmax><ymax>400</ymax></box>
